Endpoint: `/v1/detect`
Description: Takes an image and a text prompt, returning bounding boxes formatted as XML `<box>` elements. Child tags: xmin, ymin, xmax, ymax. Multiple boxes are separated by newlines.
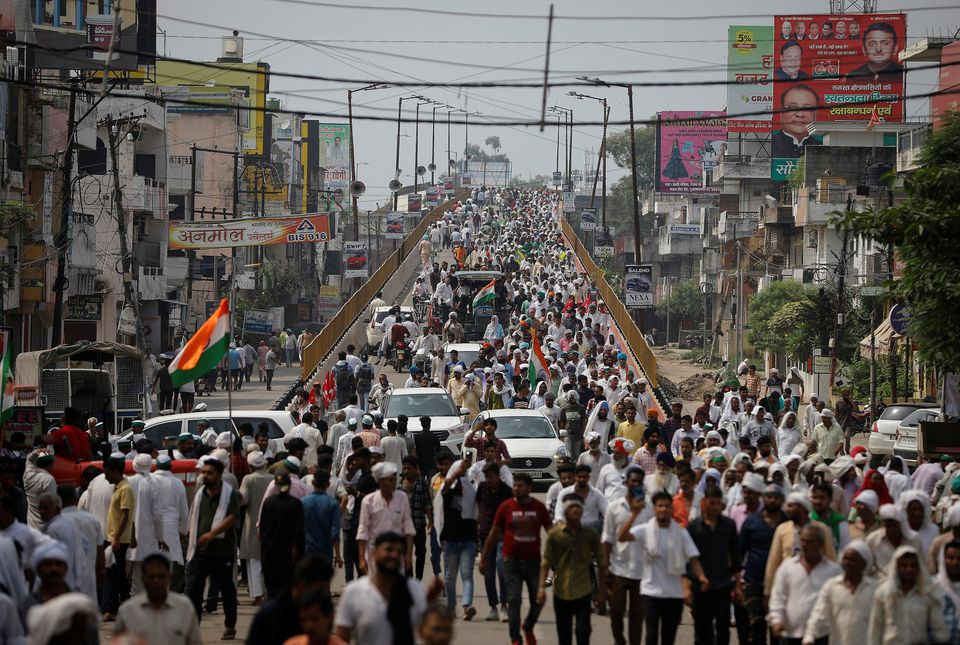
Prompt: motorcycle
<box><xmin>413</xmin><ymin>348</ymin><xmax>431</xmax><ymax>380</ymax></box>
<box><xmin>394</xmin><ymin>340</ymin><xmax>412</xmax><ymax>373</ymax></box>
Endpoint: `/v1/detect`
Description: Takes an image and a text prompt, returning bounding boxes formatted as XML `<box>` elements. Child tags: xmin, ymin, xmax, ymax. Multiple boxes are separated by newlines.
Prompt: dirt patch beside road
<box><xmin>653</xmin><ymin>347</ymin><xmax>722</xmax><ymax>415</ymax></box>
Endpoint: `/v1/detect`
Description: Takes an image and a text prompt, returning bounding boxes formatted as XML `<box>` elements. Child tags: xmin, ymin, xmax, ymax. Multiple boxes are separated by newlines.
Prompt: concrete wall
<box><xmin>802</xmin><ymin>146</ymin><xmax>896</xmax><ymax>188</ymax></box>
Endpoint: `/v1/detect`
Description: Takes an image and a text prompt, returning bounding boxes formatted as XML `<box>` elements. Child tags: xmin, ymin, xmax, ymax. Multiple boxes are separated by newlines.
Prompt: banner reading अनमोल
<box><xmin>169</xmin><ymin>214</ymin><xmax>333</xmax><ymax>249</ymax></box>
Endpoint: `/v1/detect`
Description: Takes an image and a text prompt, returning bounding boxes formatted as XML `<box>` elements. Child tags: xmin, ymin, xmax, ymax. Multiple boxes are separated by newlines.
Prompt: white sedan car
<box><xmin>466</xmin><ymin>409</ymin><xmax>567</xmax><ymax>483</ymax></box>
<box><xmin>380</xmin><ymin>387</ymin><xmax>470</xmax><ymax>454</ymax></box>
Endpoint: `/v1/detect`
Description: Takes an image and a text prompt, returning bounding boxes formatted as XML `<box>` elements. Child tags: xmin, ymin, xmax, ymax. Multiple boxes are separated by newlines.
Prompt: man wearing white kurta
<box><xmin>152</xmin><ymin>455</ymin><xmax>190</xmax><ymax>591</ymax></box>
<box><xmin>127</xmin><ymin>454</ymin><xmax>168</xmax><ymax>594</ymax></box>
<box><xmin>767</xmin><ymin>524</ymin><xmax>841</xmax><ymax>642</ymax></box>
<box><xmin>802</xmin><ymin>540</ymin><xmax>878</xmax><ymax>645</ymax></box>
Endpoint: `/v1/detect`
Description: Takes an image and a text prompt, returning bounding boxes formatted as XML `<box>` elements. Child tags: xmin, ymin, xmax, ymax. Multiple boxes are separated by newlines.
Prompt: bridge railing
<box><xmin>299</xmin><ymin>192</ymin><xmax>466</xmax><ymax>383</ymax></box>
<box><xmin>558</xmin><ymin>215</ymin><xmax>659</xmax><ymax>388</ymax></box>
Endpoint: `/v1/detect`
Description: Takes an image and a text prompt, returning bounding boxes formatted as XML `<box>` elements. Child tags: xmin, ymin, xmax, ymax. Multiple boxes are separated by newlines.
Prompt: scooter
<box><xmin>394</xmin><ymin>340</ymin><xmax>412</xmax><ymax>373</ymax></box>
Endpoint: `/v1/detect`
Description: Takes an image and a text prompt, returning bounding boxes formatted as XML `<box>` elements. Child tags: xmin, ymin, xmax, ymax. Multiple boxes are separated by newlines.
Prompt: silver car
<box><xmin>867</xmin><ymin>403</ymin><xmax>939</xmax><ymax>456</ymax></box>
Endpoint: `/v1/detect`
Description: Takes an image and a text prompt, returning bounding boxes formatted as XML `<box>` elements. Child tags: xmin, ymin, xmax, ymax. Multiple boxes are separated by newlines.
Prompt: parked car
<box><xmin>466</xmin><ymin>409</ymin><xmax>567</xmax><ymax>483</ymax></box>
<box><xmin>365</xmin><ymin>306</ymin><xmax>418</xmax><ymax>355</ymax></box>
<box><xmin>867</xmin><ymin>402</ymin><xmax>939</xmax><ymax>456</ymax></box>
<box><xmin>626</xmin><ymin>276</ymin><xmax>651</xmax><ymax>293</ymax></box>
<box><xmin>893</xmin><ymin>407</ymin><xmax>943</xmax><ymax>466</ymax></box>
<box><xmin>380</xmin><ymin>387</ymin><xmax>469</xmax><ymax>454</ymax></box>
<box><xmin>117</xmin><ymin>410</ymin><xmax>297</xmax><ymax>453</ymax></box>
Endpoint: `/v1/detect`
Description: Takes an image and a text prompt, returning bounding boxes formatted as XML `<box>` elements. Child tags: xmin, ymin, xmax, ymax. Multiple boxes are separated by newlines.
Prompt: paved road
<box><xmin>122</xmin><ymin>250</ymin><xmax>708</xmax><ymax>643</ymax></box>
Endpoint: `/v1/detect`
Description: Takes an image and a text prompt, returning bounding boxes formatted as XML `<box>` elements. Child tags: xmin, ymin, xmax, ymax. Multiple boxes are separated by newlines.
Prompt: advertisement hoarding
<box><xmin>169</xmin><ymin>214</ymin><xmax>333</xmax><ymax>250</ymax></box>
<box><xmin>580</xmin><ymin>207</ymin><xmax>597</xmax><ymax>231</ymax></box>
<box><xmin>772</xmin><ymin>14</ymin><xmax>906</xmax><ymax>176</ymax></box>
<box><xmin>624</xmin><ymin>265</ymin><xmax>654</xmax><ymax>309</ymax></box>
<box><xmin>425</xmin><ymin>184</ymin><xmax>441</xmax><ymax>207</ymax></box>
<box><xmin>562</xmin><ymin>192</ymin><xmax>575</xmax><ymax>213</ymax></box>
<box><xmin>655</xmin><ymin>111</ymin><xmax>727</xmax><ymax>194</ymax></box>
<box><xmin>317</xmin><ymin>285</ymin><xmax>341</xmax><ymax>322</ymax></box>
<box><xmin>552</xmin><ymin>171</ymin><xmax>562</xmax><ymax>187</ymax></box>
<box><xmin>343</xmin><ymin>241</ymin><xmax>368</xmax><ymax>278</ymax></box>
<box><xmin>727</xmin><ymin>26</ymin><xmax>774</xmax><ymax>132</ymax></box>
<box><xmin>594</xmin><ymin>226</ymin><xmax>614</xmax><ymax>258</ymax></box>
<box><xmin>407</xmin><ymin>193</ymin><xmax>422</xmax><ymax>213</ymax></box>
<box><xmin>385</xmin><ymin>211</ymin><xmax>405</xmax><ymax>239</ymax></box>
<box><xmin>442</xmin><ymin>176</ymin><xmax>455</xmax><ymax>196</ymax></box>
<box><xmin>243</xmin><ymin>309</ymin><xmax>273</xmax><ymax>334</ymax></box>
<box><xmin>317</xmin><ymin>124</ymin><xmax>351</xmax><ymax>192</ymax></box>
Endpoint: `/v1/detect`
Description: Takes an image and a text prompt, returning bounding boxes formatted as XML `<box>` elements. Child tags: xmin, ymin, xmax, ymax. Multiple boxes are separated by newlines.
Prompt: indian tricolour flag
<box><xmin>0</xmin><ymin>344</ymin><xmax>13</xmax><ymax>428</ymax></box>
<box><xmin>528</xmin><ymin>329</ymin><xmax>551</xmax><ymax>390</ymax></box>
<box><xmin>168</xmin><ymin>299</ymin><xmax>230</xmax><ymax>388</ymax></box>
<box><xmin>472</xmin><ymin>279</ymin><xmax>497</xmax><ymax>309</ymax></box>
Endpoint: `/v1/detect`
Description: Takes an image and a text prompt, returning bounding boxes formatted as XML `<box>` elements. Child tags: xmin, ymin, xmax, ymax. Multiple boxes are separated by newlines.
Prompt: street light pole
<box><xmin>348</xmin><ymin>83</ymin><xmax>388</xmax><ymax>237</ymax></box>
<box><xmin>569</xmin><ymin>92</ymin><xmax>609</xmax><ymax>225</ymax></box>
<box><xmin>430</xmin><ymin>104</ymin><xmax>438</xmax><ymax>185</ymax></box>
<box><xmin>394</xmin><ymin>96</ymin><xmax>412</xmax><ymax>210</ymax></box>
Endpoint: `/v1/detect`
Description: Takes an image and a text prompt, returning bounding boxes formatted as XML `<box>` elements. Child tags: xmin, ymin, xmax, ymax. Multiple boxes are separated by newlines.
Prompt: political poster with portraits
<box><xmin>771</xmin><ymin>14</ymin><xmax>906</xmax><ymax>179</ymax></box>
<box><xmin>317</xmin><ymin>124</ymin><xmax>351</xmax><ymax>192</ymax></box>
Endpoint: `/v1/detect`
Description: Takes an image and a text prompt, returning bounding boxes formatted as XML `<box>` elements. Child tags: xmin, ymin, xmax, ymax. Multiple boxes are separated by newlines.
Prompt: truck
<box><xmin>14</xmin><ymin>341</ymin><xmax>149</xmax><ymax>437</ymax></box>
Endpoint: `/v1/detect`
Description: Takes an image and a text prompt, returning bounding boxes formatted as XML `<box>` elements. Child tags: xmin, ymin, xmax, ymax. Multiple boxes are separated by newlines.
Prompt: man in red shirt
<box><xmin>43</xmin><ymin>406</ymin><xmax>92</xmax><ymax>461</ymax></box>
<box><xmin>479</xmin><ymin>473</ymin><xmax>553</xmax><ymax>645</ymax></box>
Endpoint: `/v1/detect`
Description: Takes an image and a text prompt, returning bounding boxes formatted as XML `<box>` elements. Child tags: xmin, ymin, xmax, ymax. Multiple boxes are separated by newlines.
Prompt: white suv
<box><xmin>380</xmin><ymin>387</ymin><xmax>469</xmax><ymax>454</ymax></box>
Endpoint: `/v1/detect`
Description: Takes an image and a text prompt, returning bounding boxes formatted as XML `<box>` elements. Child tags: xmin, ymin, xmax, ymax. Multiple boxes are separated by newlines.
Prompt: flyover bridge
<box><xmin>285</xmin><ymin>192</ymin><xmax>665</xmax><ymax>416</ymax></box>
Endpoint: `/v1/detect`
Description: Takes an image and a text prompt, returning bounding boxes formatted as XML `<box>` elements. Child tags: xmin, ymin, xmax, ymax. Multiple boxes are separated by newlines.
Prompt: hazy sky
<box><xmin>158</xmin><ymin>0</ymin><xmax>955</xmax><ymax>208</ymax></box>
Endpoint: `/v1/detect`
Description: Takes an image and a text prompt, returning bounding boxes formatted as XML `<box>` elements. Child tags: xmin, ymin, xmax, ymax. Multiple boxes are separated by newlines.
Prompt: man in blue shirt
<box><xmin>302</xmin><ymin>470</ymin><xmax>342</xmax><ymax>567</ymax></box>
<box><xmin>736</xmin><ymin>483</ymin><xmax>786</xmax><ymax>645</ymax></box>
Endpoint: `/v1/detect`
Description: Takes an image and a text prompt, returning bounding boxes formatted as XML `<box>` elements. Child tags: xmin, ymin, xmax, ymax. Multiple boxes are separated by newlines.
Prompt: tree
<box><xmin>655</xmin><ymin>280</ymin><xmax>703</xmax><ymax>323</ymax></box>
<box><xmin>746</xmin><ymin>280</ymin><xmax>808</xmax><ymax>354</ymax></box>
<box><xmin>464</xmin><ymin>142</ymin><xmax>509</xmax><ymax>163</ymax></box>
<box><xmin>484</xmin><ymin>136</ymin><xmax>501</xmax><ymax>154</ymax></box>
<box><xmin>604</xmin><ymin>120</ymin><xmax>657</xmax><ymax>191</ymax></box>
<box><xmin>834</xmin><ymin>111</ymin><xmax>960</xmax><ymax>373</ymax></box>
<box><xmin>510</xmin><ymin>174</ymin><xmax>551</xmax><ymax>188</ymax></box>
<box><xmin>606</xmin><ymin>175</ymin><xmax>655</xmax><ymax>236</ymax></box>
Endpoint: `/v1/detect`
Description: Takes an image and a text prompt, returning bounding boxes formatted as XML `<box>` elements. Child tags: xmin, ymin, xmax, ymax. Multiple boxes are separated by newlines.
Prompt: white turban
<box><xmin>854</xmin><ymin>489</ymin><xmax>879</xmax><ymax>513</ymax></box>
<box><xmin>945</xmin><ymin>504</ymin><xmax>960</xmax><ymax>530</ymax></box>
<box><xmin>741</xmin><ymin>472</ymin><xmax>766</xmax><ymax>493</ymax></box>
<box><xmin>878</xmin><ymin>503</ymin><xmax>900</xmax><ymax>521</ymax></box>
<box><xmin>132</xmin><ymin>453</ymin><xmax>153</xmax><ymax>474</ymax></box>
<box><xmin>842</xmin><ymin>538</ymin><xmax>874</xmax><ymax>569</ymax></box>
<box><xmin>786</xmin><ymin>492</ymin><xmax>812</xmax><ymax>512</ymax></box>
<box><xmin>210</xmin><ymin>448</ymin><xmax>229</xmax><ymax>465</ymax></box>
<box><xmin>247</xmin><ymin>452</ymin><xmax>266</xmax><ymax>469</ymax></box>
<box><xmin>829</xmin><ymin>455</ymin><xmax>856</xmax><ymax>480</ymax></box>
<box><xmin>372</xmin><ymin>462</ymin><xmax>398</xmax><ymax>481</ymax></box>
<box><xmin>26</xmin><ymin>593</ymin><xmax>99</xmax><ymax>645</ymax></box>
<box><xmin>215</xmin><ymin>431</ymin><xmax>233</xmax><ymax>449</ymax></box>
<box><xmin>31</xmin><ymin>540</ymin><xmax>69</xmax><ymax>571</ymax></box>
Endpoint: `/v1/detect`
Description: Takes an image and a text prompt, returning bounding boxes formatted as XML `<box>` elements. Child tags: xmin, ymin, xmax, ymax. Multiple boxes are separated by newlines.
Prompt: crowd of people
<box><xmin>1</xmin><ymin>187</ymin><xmax>959</xmax><ymax>645</ymax></box>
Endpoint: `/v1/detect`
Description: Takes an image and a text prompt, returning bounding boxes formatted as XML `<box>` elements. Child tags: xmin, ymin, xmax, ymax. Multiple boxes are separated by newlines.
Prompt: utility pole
<box><xmin>51</xmin><ymin>84</ymin><xmax>77</xmax><ymax>347</ymax></box>
<box><xmin>105</xmin><ymin>114</ymin><xmax>146</xmax><ymax>352</ymax></box>
<box><xmin>430</xmin><ymin>105</ymin><xmax>437</xmax><ymax>184</ymax></box>
<box><xmin>627</xmin><ymin>86</ymin><xmax>641</xmax><ymax>264</ymax></box>
<box><xmin>829</xmin><ymin>194</ymin><xmax>853</xmax><ymax>404</ymax></box>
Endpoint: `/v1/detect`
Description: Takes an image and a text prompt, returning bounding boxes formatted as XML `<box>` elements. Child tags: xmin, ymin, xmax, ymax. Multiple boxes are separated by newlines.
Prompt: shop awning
<box><xmin>859</xmin><ymin>318</ymin><xmax>903</xmax><ymax>358</ymax></box>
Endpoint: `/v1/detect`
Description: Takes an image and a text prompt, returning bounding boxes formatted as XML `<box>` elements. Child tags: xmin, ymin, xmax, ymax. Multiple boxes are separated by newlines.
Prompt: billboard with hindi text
<box><xmin>169</xmin><ymin>214</ymin><xmax>332</xmax><ymax>249</ymax></box>
<box><xmin>317</xmin><ymin>124</ymin><xmax>351</xmax><ymax>192</ymax></box>
<box><xmin>655</xmin><ymin>111</ymin><xmax>727</xmax><ymax>194</ymax></box>
<box><xmin>727</xmin><ymin>25</ymin><xmax>774</xmax><ymax>132</ymax></box>
<box><xmin>771</xmin><ymin>14</ymin><xmax>906</xmax><ymax>177</ymax></box>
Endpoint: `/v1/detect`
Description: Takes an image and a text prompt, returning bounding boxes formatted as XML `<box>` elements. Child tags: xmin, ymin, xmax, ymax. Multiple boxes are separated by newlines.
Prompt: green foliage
<box><xmin>833</xmin><ymin>111</ymin><xmax>960</xmax><ymax>372</ymax></box>
<box><xmin>604</xmin><ymin>121</ymin><xmax>657</xmax><ymax>190</ymax></box>
<box><xmin>747</xmin><ymin>280</ymin><xmax>808</xmax><ymax>354</ymax></box>
<box><xmin>607</xmin><ymin>175</ymin><xmax>655</xmax><ymax>238</ymax></box>
<box><xmin>484</xmin><ymin>136</ymin><xmax>501</xmax><ymax>153</ymax></box>
<box><xmin>235</xmin><ymin>261</ymin><xmax>301</xmax><ymax>323</ymax></box>
<box><xmin>655</xmin><ymin>280</ymin><xmax>703</xmax><ymax>322</ymax></box>
<box><xmin>787</xmin><ymin>157</ymin><xmax>806</xmax><ymax>191</ymax></box>
<box><xmin>510</xmin><ymin>174</ymin><xmax>551</xmax><ymax>188</ymax></box>
<box><xmin>464</xmin><ymin>142</ymin><xmax>509</xmax><ymax>163</ymax></box>
<box><xmin>0</xmin><ymin>201</ymin><xmax>34</xmax><ymax>235</ymax></box>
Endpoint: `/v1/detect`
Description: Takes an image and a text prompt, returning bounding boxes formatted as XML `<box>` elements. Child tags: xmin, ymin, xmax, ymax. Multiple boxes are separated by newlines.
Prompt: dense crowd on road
<box><xmin>1</xmin><ymin>188</ymin><xmax>959</xmax><ymax>645</ymax></box>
